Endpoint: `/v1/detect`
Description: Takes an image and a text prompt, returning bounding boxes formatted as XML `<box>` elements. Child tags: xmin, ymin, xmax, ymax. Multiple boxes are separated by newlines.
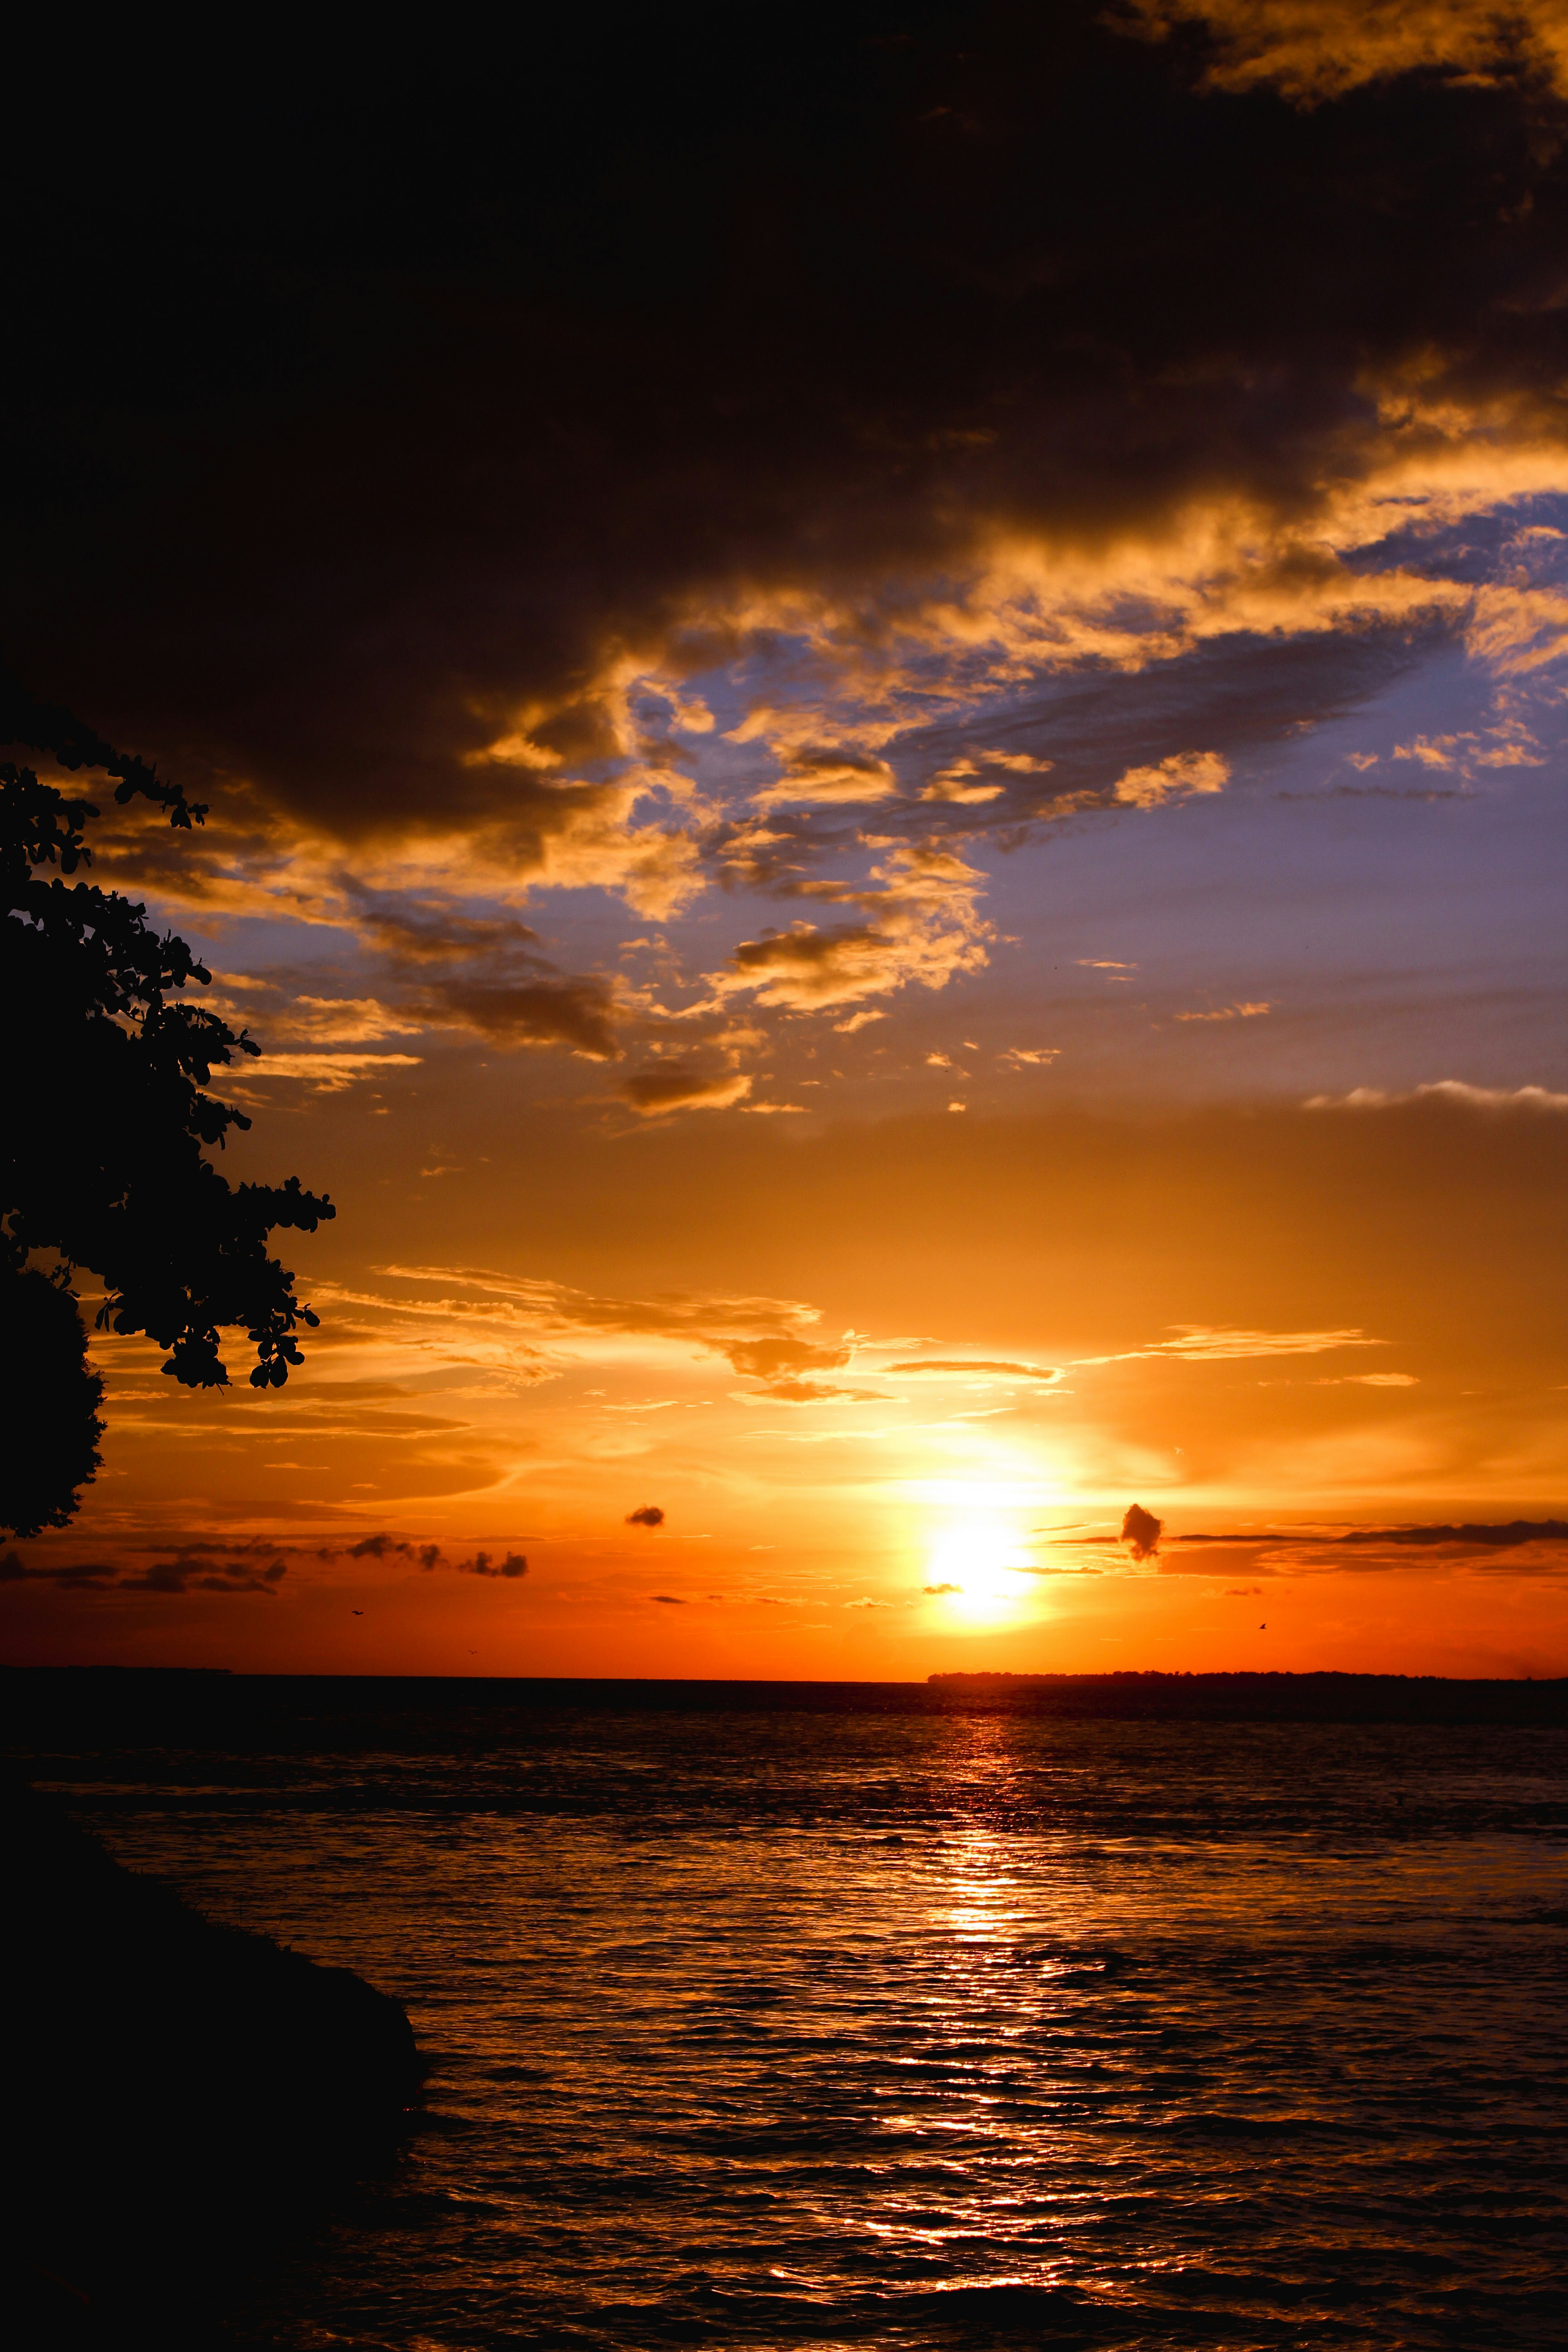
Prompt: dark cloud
<box><xmin>652</xmin><ymin>1594</ymin><xmax>686</xmax><ymax>1605</ymax></box>
<box><xmin>1122</xmin><ymin>1504</ymin><xmax>1165</xmax><ymax>1560</ymax></box>
<box><xmin>1046</xmin><ymin>1511</ymin><xmax>1568</xmax><ymax>1577</ymax></box>
<box><xmin>893</xmin><ymin>630</ymin><xmax>1436</xmax><ymax>827</ymax></box>
<box><xmin>886</xmin><ymin>1358</ymin><xmax>1059</xmax><ymax>1378</ymax></box>
<box><xmin>324</xmin><ymin>1535</ymin><xmax>526</xmax><ymax>1575</ymax></box>
<box><xmin>621</xmin><ymin>1066</ymin><xmax>751</xmax><ymax>1116</ymax></box>
<box><xmin>1338</xmin><ymin>1519</ymin><xmax>1568</xmax><ymax>1549</ymax></box>
<box><xmin>348</xmin><ymin>892</ymin><xmax>624</xmax><ymax>1058</ymax></box>
<box><xmin>450</xmin><ymin>1551</ymin><xmax>529</xmax><ymax>1580</ymax></box>
<box><xmin>10</xmin><ymin>10</ymin><xmax>1568</xmax><ymax>843</ymax></box>
<box><xmin>119</xmin><ymin>1560</ymin><xmax>287</xmax><ymax>1595</ymax></box>
<box><xmin>0</xmin><ymin>1550</ymin><xmax>111</xmax><ymax>1589</ymax></box>
<box><xmin>405</xmin><ymin>973</ymin><xmax>621</xmax><ymax>1058</ymax></box>
<box><xmin>1</xmin><ymin>1549</ymin><xmax>284</xmax><ymax>1594</ymax></box>
<box><xmin>350</xmin><ymin>899</ymin><xmax>544</xmax><ymax>965</ymax></box>
<box><xmin>1177</xmin><ymin>1520</ymin><xmax>1568</xmax><ymax>1548</ymax></box>
<box><xmin>626</xmin><ymin>1506</ymin><xmax>665</xmax><ymax>1528</ymax></box>
<box><xmin>323</xmin><ymin>1533</ymin><xmax>444</xmax><ymax>1564</ymax></box>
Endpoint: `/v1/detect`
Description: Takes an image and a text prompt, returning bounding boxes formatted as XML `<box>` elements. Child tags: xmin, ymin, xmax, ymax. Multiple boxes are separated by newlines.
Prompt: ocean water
<box><xmin>20</xmin><ymin>1683</ymin><xmax>1568</xmax><ymax>2349</ymax></box>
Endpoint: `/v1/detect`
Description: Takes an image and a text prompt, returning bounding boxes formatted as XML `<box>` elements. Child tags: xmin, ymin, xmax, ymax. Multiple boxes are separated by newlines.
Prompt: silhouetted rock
<box><xmin>0</xmin><ymin>1779</ymin><xmax>421</xmax><ymax>2346</ymax></box>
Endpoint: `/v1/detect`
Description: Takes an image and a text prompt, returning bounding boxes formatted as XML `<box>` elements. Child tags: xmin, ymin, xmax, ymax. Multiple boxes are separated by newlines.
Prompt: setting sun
<box><xmin>924</xmin><ymin>1518</ymin><xmax>1044</xmax><ymax>1622</ymax></box>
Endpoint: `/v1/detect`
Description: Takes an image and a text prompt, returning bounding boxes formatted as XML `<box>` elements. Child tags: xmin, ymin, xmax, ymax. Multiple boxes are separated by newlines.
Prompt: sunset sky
<box><xmin>5</xmin><ymin>2</ymin><xmax>1566</xmax><ymax>1675</ymax></box>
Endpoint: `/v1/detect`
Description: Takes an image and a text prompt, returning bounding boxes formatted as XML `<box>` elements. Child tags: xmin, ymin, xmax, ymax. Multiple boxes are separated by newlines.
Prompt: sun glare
<box><xmin>924</xmin><ymin>1518</ymin><xmax>1041</xmax><ymax>1622</ymax></box>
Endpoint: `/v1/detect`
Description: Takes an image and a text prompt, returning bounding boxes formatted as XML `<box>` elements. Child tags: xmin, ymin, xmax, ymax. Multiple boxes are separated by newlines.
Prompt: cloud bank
<box><xmin>13</xmin><ymin>2</ymin><xmax>1568</xmax><ymax>1110</ymax></box>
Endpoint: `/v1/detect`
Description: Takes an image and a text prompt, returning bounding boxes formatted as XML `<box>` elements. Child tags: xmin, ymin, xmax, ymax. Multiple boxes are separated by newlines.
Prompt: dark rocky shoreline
<box><xmin>2</xmin><ymin>1779</ymin><xmax>421</xmax><ymax>2348</ymax></box>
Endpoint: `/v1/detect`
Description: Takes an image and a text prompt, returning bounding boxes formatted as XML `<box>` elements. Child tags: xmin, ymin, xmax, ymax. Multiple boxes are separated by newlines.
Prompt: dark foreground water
<box><xmin>15</xmin><ymin>1681</ymin><xmax>1568</xmax><ymax>2349</ymax></box>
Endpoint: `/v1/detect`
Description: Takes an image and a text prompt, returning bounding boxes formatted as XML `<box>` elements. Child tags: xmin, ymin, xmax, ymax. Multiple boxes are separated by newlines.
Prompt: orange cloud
<box><xmin>1125</xmin><ymin>1</ymin><xmax>1568</xmax><ymax>104</ymax></box>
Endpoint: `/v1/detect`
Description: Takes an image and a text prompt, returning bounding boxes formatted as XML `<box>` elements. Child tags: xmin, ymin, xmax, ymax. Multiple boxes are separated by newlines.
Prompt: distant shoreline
<box><xmin>4</xmin><ymin>1663</ymin><xmax>1565</xmax><ymax>1725</ymax></box>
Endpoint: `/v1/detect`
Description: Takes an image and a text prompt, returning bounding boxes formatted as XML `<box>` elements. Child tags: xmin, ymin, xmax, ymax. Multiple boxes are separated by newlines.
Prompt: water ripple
<box><xmin>21</xmin><ymin>1705</ymin><xmax>1568</xmax><ymax>2350</ymax></box>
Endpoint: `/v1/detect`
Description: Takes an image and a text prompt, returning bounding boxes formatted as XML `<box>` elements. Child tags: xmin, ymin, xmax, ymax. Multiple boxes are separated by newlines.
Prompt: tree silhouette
<box><xmin>5</xmin><ymin>1260</ymin><xmax>106</xmax><ymax>1535</ymax></box>
<box><xmin>2</xmin><ymin>674</ymin><xmax>335</xmax><ymax>1537</ymax></box>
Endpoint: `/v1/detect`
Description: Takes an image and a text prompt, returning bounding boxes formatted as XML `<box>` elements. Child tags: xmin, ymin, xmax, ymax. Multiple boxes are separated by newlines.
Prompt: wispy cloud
<box><xmin>1174</xmin><ymin>1002</ymin><xmax>1272</xmax><ymax>1024</ymax></box>
<box><xmin>238</xmin><ymin>1051</ymin><xmax>423</xmax><ymax>1093</ymax></box>
<box><xmin>1074</xmin><ymin>1326</ymin><xmax>1384</xmax><ymax>1367</ymax></box>
<box><xmin>1308</xmin><ymin>1082</ymin><xmax>1568</xmax><ymax>1113</ymax></box>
